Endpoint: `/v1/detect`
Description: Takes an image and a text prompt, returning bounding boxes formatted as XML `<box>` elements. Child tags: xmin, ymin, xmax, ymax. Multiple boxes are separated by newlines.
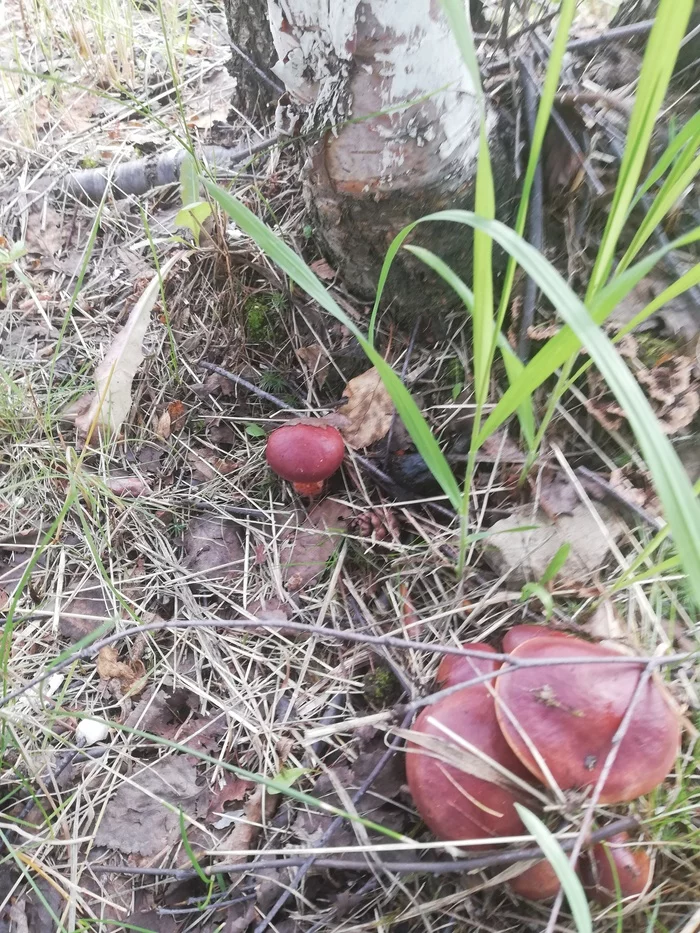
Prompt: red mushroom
<box><xmin>266</xmin><ymin>423</ymin><xmax>345</xmax><ymax>496</ymax></box>
<box><xmin>503</xmin><ymin>624</ymin><xmax>577</xmax><ymax>654</ymax></box>
<box><xmin>435</xmin><ymin>642</ymin><xmax>499</xmax><ymax>689</ymax></box>
<box><xmin>406</xmin><ymin>671</ymin><xmax>535</xmax><ymax>842</ymax></box>
<box><xmin>508</xmin><ymin>859</ymin><xmax>561</xmax><ymax>901</ymax></box>
<box><xmin>495</xmin><ymin>635</ymin><xmax>681</xmax><ymax>803</ymax></box>
<box><xmin>581</xmin><ymin>833</ymin><xmax>652</xmax><ymax>904</ymax></box>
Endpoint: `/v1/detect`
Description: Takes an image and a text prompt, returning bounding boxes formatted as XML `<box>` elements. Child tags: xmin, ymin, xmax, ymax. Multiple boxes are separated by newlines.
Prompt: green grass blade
<box><xmin>618</xmin><ymin>152</ymin><xmax>700</xmax><ymax>271</ymax></box>
<box><xmin>397</xmin><ymin>208</ymin><xmax>700</xmax><ymax>606</ymax></box>
<box><xmin>515</xmin><ymin>805</ymin><xmax>592</xmax><ymax>933</ymax></box>
<box><xmin>481</xmin><ymin>229</ymin><xmax>700</xmax><ymax>436</ymax></box>
<box><xmin>631</xmin><ymin>110</ymin><xmax>700</xmax><ymax>209</ymax></box>
<box><xmin>495</xmin><ymin>0</ymin><xmax>575</xmax><ymax>332</ymax></box>
<box><xmin>204</xmin><ymin>180</ymin><xmax>462</xmax><ymax>510</ymax></box>
<box><xmin>406</xmin><ymin>243</ymin><xmax>535</xmax><ymax>448</ymax></box>
<box><xmin>587</xmin><ymin>0</ymin><xmax>693</xmax><ymax>298</ymax></box>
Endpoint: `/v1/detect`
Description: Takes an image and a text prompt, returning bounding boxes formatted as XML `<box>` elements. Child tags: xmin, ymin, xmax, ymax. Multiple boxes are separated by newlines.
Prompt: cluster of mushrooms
<box><xmin>263</xmin><ymin>424</ymin><xmax>681</xmax><ymax>905</ymax></box>
<box><xmin>406</xmin><ymin>625</ymin><xmax>681</xmax><ymax>903</ymax></box>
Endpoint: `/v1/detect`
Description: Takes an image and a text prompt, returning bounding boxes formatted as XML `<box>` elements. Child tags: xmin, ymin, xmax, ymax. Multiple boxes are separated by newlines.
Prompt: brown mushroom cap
<box><xmin>508</xmin><ymin>859</ymin><xmax>561</xmax><ymax>900</ymax></box>
<box><xmin>266</xmin><ymin>423</ymin><xmax>345</xmax><ymax>492</ymax></box>
<box><xmin>436</xmin><ymin>642</ymin><xmax>499</xmax><ymax>689</ymax></box>
<box><xmin>406</xmin><ymin>680</ymin><xmax>534</xmax><ymax>842</ymax></box>
<box><xmin>495</xmin><ymin>636</ymin><xmax>680</xmax><ymax>803</ymax></box>
<box><xmin>503</xmin><ymin>624</ymin><xmax>577</xmax><ymax>654</ymax></box>
<box><xmin>581</xmin><ymin>833</ymin><xmax>652</xmax><ymax>904</ymax></box>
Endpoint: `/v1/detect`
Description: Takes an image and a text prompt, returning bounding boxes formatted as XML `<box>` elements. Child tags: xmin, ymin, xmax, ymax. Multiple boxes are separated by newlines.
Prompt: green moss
<box><xmin>244</xmin><ymin>293</ymin><xmax>285</xmax><ymax>342</ymax></box>
<box><xmin>635</xmin><ymin>333</ymin><xmax>678</xmax><ymax>368</ymax></box>
<box><xmin>362</xmin><ymin>666</ymin><xmax>401</xmax><ymax>710</ymax></box>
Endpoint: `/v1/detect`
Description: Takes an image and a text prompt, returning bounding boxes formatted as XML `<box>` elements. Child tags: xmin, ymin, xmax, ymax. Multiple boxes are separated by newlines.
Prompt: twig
<box><xmin>518</xmin><ymin>55</ymin><xmax>544</xmax><ymax>361</ymax></box>
<box><xmin>226</xmin><ymin>37</ymin><xmax>284</xmax><ymax>94</ymax></box>
<box><xmin>575</xmin><ymin>466</ymin><xmax>664</xmax><ymax>532</ymax></box>
<box><xmin>2</xmin><ymin>615</ymin><xmax>692</xmax><ymax>711</ymax></box>
<box><xmin>91</xmin><ymin>816</ymin><xmax>640</xmax><ymax>881</ymax></box>
<box><xmin>566</xmin><ymin>20</ymin><xmax>655</xmax><ymax>52</ymax></box>
<box><xmin>252</xmin><ymin>709</ymin><xmax>415</xmax><ymax>933</ymax></box>
<box><xmin>199</xmin><ymin>361</ymin><xmax>295</xmax><ymax>412</ymax></box>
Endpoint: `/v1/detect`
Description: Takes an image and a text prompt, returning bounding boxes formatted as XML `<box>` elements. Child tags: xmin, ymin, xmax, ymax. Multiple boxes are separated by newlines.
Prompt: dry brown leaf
<box><xmin>187</xmin><ymin>447</ymin><xmax>239</xmax><ymax>482</ymax></box>
<box><xmin>536</xmin><ymin>467</ymin><xmax>578</xmax><ymax>519</ymax></box>
<box><xmin>296</xmin><ymin>344</ymin><xmax>330</xmax><ymax>387</ymax></box>
<box><xmin>187</xmin><ymin>67</ymin><xmax>236</xmax><ymax>129</ymax></box>
<box><xmin>584</xmin><ymin>601</ymin><xmax>628</xmax><ymax>644</ymax></box>
<box><xmin>215</xmin><ymin>783</ymin><xmax>278</xmax><ymax>866</ymax></box>
<box><xmin>281</xmin><ymin>499</ymin><xmax>353</xmax><ymax>591</ymax></box>
<box><xmin>97</xmin><ymin>646</ymin><xmax>146</xmax><ymax>693</ymax></box>
<box><xmin>24</xmin><ymin>207</ymin><xmax>66</xmax><ymax>271</ymax></box>
<box><xmin>155</xmin><ymin>409</ymin><xmax>172</xmax><ymax>440</ymax></box>
<box><xmin>636</xmin><ymin>358</ymin><xmax>699</xmax><ymax>435</ymax></box>
<box><xmin>207</xmin><ymin>777</ymin><xmax>255</xmax><ymax>823</ymax></box>
<box><xmin>182</xmin><ymin>516</ymin><xmax>244</xmax><ymax>583</ymax></box>
<box><xmin>71</xmin><ymin>256</ymin><xmax>180</xmax><ymax>439</ymax></box>
<box><xmin>337</xmin><ymin>367</ymin><xmax>394</xmax><ymax>449</ymax></box>
<box><xmin>58</xmin><ymin>576</ymin><xmax>111</xmax><ymax>642</ymax></box>
<box><xmin>104</xmin><ymin>473</ymin><xmax>152</xmax><ymax>497</ymax></box>
<box><xmin>309</xmin><ymin>257</ymin><xmax>336</xmax><ymax>280</ymax></box>
<box><xmin>94</xmin><ymin>758</ymin><xmax>208</xmax><ymax>856</ymax></box>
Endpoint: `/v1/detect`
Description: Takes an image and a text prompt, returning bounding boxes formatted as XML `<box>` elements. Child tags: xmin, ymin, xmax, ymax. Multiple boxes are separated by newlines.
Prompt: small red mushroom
<box><xmin>435</xmin><ymin>642</ymin><xmax>499</xmax><ymax>689</ymax></box>
<box><xmin>580</xmin><ymin>833</ymin><xmax>652</xmax><ymax>904</ymax></box>
<box><xmin>266</xmin><ymin>423</ymin><xmax>345</xmax><ymax>496</ymax></box>
<box><xmin>502</xmin><ymin>624</ymin><xmax>577</xmax><ymax>654</ymax></box>
<box><xmin>495</xmin><ymin>635</ymin><xmax>681</xmax><ymax>803</ymax></box>
<box><xmin>508</xmin><ymin>859</ymin><xmax>561</xmax><ymax>901</ymax></box>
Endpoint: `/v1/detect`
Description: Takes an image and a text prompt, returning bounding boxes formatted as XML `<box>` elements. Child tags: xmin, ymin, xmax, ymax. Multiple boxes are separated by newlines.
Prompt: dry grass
<box><xmin>0</xmin><ymin>0</ymin><xmax>698</xmax><ymax>931</ymax></box>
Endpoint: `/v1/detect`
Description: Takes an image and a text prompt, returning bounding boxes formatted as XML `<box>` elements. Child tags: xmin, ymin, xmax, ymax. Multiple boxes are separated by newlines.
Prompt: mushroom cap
<box><xmin>495</xmin><ymin>636</ymin><xmax>680</xmax><ymax>803</ymax></box>
<box><xmin>266</xmin><ymin>423</ymin><xmax>345</xmax><ymax>485</ymax></box>
<box><xmin>508</xmin><ymin>859</ymin><xmax>561</xmax><ymax>900</ymax></box>
<box><xmin>406</xmin><ymin>684</ymin><xmax>534</xmax><ymax>842</ymax></box>
<box><xmin>503</xmin><ymin>624</ymin><xmax>577</xmax><ymax>654</ymax></box>
<box><xmin>581</xmin><ymin>833</ymin><xmax>652</xmax><ymax>904</ymax></box>
<box><xmin>436</xmin><ymin>642</ymin><xmax>499</xmax><ymax>689</ymax></box>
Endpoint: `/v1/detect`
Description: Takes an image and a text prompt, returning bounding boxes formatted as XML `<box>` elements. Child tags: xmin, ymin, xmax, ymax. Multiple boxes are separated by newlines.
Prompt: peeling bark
<box><xmin>223</xmin><ymin>0</ymin><xmax>281</xmax><ymax>117</ymax></box>
<box><xmin>267</xmin><ymin>0</ymin><xmax>513</xmax><ymax>319</ymax></box>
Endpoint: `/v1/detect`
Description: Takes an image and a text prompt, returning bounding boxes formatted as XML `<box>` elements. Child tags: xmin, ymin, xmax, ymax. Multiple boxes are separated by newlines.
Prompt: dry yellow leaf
<box><xmin>337</xmin><ymin>367</ymin><xmax>394</xmax><ymax>449</ymax></box>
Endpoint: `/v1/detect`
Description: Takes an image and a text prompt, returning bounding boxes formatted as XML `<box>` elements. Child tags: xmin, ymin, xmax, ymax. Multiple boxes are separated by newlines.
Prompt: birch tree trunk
<box><xmin>224</xmin><ymin>0</ymin><xmax>279</xmax><ymax>117</ymax></box>
<box><xmin>267</xmin><ymin>0</ymin><xmax>513</xmax><ymax>318</ymax></box>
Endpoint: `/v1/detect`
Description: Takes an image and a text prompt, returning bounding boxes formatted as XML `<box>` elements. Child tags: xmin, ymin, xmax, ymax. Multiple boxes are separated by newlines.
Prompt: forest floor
<box><xmin>0</xmin><ymin>0</ymin><xmax>698</xmax><ymax>932</ymax></box>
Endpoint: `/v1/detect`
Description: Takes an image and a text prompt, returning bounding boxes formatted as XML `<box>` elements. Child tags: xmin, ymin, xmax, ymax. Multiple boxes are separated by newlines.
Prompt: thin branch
<box><xmin>566</xmin><ymin>20</ymin><xmax>655</xmax><ymax>52</ymax></box>
<box><xmin>518</xmin><ymin>55</ymin><xmax>544</xmax><ymax>361</ymax></box>
<box><xmin>91</xmin><ymin>816</ymin><xmax>640</xmax><ymax>881</ymax></box>
<box><xmin>1</xmin><ymin>614</ymin><xmax>692</xmax><ymax>711</ymax></box>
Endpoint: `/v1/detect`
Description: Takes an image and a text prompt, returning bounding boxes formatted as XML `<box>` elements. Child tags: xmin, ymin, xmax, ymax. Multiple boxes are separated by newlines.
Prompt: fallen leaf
<box><xmin>97</xmin><ymin>646</ymin><xmax>146</xmax><ymax>694</ymax></box>
<box><xmin>94</xmin><ymin>757</ymin><xmax>209</xmax><ymax>857</ymax></box>
<box><xmin>0</xmin><ymin>531</ymin><xmax>44</xmax><ymax>610</ymax></box>
<box><xmin>155</xmin><ymin>409</ymin><xmax>171</xmax><ymax>440</ymax></box>
<box><xmin>207</xmin><ymin>777</ymin><xmax>255</xmax><ymax>823</ymax></box>
<box><xmin>281</xmin><ymin>499</ymin><xmax>353</xmax><ymax>591</ymax></box>
<box><xmin>215</xmin><ymin>783</ymin><xmax>278</xmax><ymax>866</ymax></box>
<box><xmin>337</xmin><ymin>367</ymin><xmax>395</xmax><ymax>449</ymax></box>
<box><xmin>104</xmin><ymin>472</ymin><xmax>152</xmax><ymax>497</ymax></box>
<box><xmin>182</xmin><ymin>516</ymin><xmax>244</xmax><ymax>583</ymax></box>
<box><xmin>24</xmin><ymin>207</ymin><xmax>65</xmax><ymax>271</ymax></box>
<box><xmin>535</xmin><ymin>467</ymin><xmax>578</xmax><ymax>519</ymax></box>
<box><xmin>486</xmin><ymin>503</ymin><xmax>626</xmax><ymax>585</ymax></box>
<box><xmin>309</xmin><ymin>257</ymin><xmax>336</xmax><ymax>280</ymax></box>
<box><xmin>72</xmin><ymin>256</ymin><xmax>180</xmax><ymax>439</ymax></box>
<box><xmin>609</xmin><ymin>465</ymin><xmax>661</xmax><ymax>516</ymax></box>
<box><xmin>187</xmin><ymin>447</ymin><xmax>239</xmax><ymax>482</ymax></box>
<box><xmin>297</xmin><ymin>344</ymin><xmax>330</xmax><ymax>387</ymax></box>
<box><xmin>123</xmin><ymin>891</ymin><xmax>178</xmax><ymax>933</ymax></box>
<box><xmin>57</xmin><ymin>575</ymin><xmax>111</xmax><ymax>642</ymax></box>
<box><xmin>607</xmin><ymin>271</ymin><xmax>699</xmax><ymax>338</ymax></box>
<box><xmin>584</xmin><ymin>601</ymin><xmax>628</xmax><ymax>644</ymax></box>
<box><xmin>187</xmin><ymin>67</ymin><xmax>236</xmax><ymax>129</ymax></box>
<box><xmin>636</xmin><ymin>358</ymin><xmax>699</xmax><ymax>435</ymax></box>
